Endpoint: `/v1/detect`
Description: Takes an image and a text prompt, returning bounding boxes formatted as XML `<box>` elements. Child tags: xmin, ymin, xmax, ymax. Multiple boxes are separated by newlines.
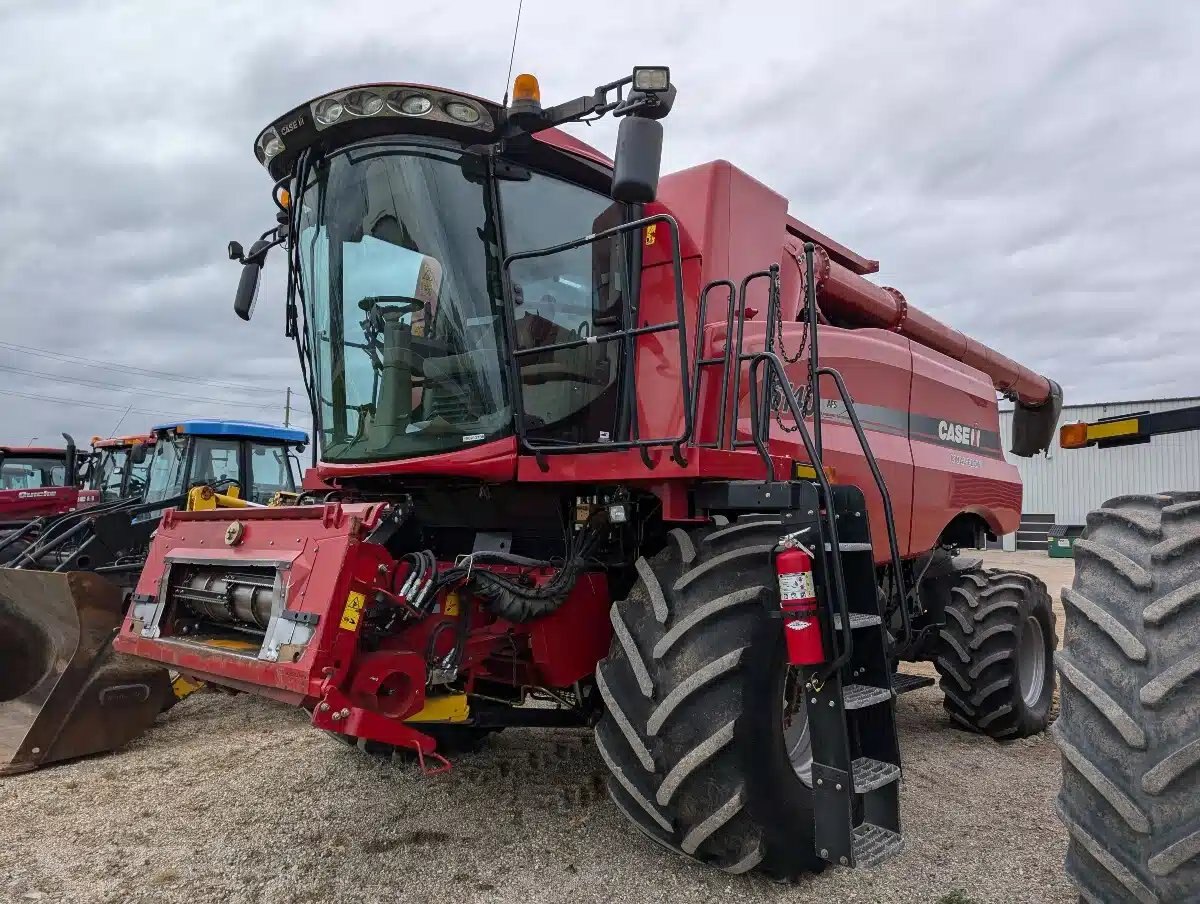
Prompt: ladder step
<box><xmin>852</xmin><ymin>823</ymin><xmax>904</xmax><ymax>868</ymax></box>
<box><xmin>851</xmin><ymin>757</ymin><xmax>901</xmax><ymax>793</ymax></box>
<box><xmin>891</xmin><ymin>672</ymin><xmax>936</xmax><ymax>695</ymax></box>
<box><xmin>842</xmin><ymin>684</ymin><xmax>894</xmax><ymax>710</ymax></box>
<box><xmin>832</xmin><ymin>612</ymin><xmax>882</xmax><ymax>630</ymax></box>
<box><xmin>824</xmin><ymin>542</ymin><xmax>873</xmax><ymax>553</ymax></box>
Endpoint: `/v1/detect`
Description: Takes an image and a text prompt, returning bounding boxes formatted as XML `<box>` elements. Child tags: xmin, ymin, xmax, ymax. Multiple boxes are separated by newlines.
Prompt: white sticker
<box><xmin>778</xmin><ymin>571</ymin><xmax>815</xmax><ymax>602</ymax></box>
<box><xmin>462</xmin><ymin>434</ymin><xmax>485</xmax><ymax>443</ymax></box>
<box><xmin>598</xmin><ymin>431</ymin><xmax>611</xmax><ymax>442</ymax></box>
<box><xmin>786</xmin><ymin>618</ymin><xmax>812</xmax><ymax>631</ymax></box>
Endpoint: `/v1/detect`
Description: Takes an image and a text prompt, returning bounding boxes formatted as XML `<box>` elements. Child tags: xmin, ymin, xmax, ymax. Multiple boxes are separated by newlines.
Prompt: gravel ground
<box><xmin>0</xmin><ymin>551</ymin><xmax>1077</xmax><ymax>904</ymax></box>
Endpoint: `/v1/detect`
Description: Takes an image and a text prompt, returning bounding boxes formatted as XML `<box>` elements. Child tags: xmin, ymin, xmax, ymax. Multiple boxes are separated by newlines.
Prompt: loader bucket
<box><xmin>0</xmin><ymin>569</ymin><xmax>171</xmax><ymax>775</ymax></box>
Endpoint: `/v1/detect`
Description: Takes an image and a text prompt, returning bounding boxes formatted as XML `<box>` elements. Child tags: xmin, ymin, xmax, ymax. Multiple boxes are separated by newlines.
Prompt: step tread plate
<box><xmin>851</xmin><ymin>757</ymin><xmax>901</xmax><ymax>793</ymax></box>
<box><xmin>852</xmin><ymin>822</ymin><xmax>904</xmax><ymax>868</ymax></box>
<box><xmin>832</xmin><ymin>612</ymin><xmax>883</xmax><ymax>630</ymax></box>
<box><xmin>842</xmin><ymin>683</ymin><xmax>894</xmax><ymax>710</ymax></box>
<box><xmin>891</xmin><ymin>672</ymin><xmax>936</xmax><ymax>695</ymax></box>
<box><xmin>823</xmin><ymin>542</ymin><xmax>873</xmax><ymax>552</ymax></box>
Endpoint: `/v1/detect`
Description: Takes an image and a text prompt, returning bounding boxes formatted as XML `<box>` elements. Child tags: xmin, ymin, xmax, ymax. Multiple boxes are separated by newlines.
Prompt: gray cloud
<box><xmin>1</xmin><ymin>0</ymin><xmax>1197</xmax><ymax>446</ymax></box>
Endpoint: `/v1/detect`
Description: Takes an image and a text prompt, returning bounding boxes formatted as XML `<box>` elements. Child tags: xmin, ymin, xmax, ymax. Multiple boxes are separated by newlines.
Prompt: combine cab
<box><xmin>0</xmin><ymin>419</ymin><xmax>306</xmax><ymax>775</ymax></box>
<box><xmin>115</xmin><ymin>70</ymin><xmax>1063</xmax><ymax>877</ymax></box>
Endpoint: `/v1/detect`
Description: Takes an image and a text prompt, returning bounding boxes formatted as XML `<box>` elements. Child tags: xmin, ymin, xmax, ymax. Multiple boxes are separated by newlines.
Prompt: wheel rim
<box><xmin>1018</xmin><ymin>615</ymin><xmax>1046</xmax><ymax>706</ymax></box>
<box><xmin>783</xmin><ymin>670</ymin><xmax>814</xmax><ymax>787</ymax></box>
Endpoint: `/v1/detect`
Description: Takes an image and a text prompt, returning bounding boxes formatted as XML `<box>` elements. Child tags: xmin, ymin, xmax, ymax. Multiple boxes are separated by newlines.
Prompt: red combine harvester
<box><xmin>114</xmin><ymin>69</ymin><xmax>1062</xmax><ymax>877</ymax></box>
<box><xmin>0</xmin><ymin>437</ymin><xmax>94</xmax><ymax>530</ymax></box>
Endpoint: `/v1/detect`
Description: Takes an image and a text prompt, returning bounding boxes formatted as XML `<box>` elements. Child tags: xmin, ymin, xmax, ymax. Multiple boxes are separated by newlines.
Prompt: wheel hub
<box><xmin>1018</xmin><ymin>615</ymin><xmax>1046</xmax><ymax>706</ymax></box>
<box><xmin>783</xmin><ymin>670</ymin><xmax>814</xmax><ymax>787</ymax></box>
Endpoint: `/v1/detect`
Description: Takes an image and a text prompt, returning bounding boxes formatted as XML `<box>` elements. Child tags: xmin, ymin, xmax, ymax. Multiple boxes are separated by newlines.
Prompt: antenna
<box><xmin>501</xmin><ymin>0</ymin><xmax>525</xmax><ymax>107</ymax></box>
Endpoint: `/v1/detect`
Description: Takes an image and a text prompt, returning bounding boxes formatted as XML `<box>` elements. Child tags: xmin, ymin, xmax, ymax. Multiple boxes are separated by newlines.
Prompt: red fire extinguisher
<box><xmin>775</xmin><ymin>534</ymin><xmax>827</xmax><ymax>666</ymax></box>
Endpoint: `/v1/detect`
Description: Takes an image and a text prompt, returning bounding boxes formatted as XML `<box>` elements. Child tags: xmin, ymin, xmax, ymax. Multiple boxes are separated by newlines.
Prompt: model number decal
<box><xmin>949</xmin><ymin>452</ymin><xmax>984</xmax><ymax>470</ymax></box>
<box><xmin>938</xmin><ymin>420</ymin><xmax>981</xmax><ymax>447</ymax></box>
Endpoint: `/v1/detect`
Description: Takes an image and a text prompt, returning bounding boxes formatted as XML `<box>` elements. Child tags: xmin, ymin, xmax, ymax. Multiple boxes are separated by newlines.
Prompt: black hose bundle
<box><xmin>436</xmin><ymin>515</ymin><xmax>607</xmax><ymax>623</ymax></box>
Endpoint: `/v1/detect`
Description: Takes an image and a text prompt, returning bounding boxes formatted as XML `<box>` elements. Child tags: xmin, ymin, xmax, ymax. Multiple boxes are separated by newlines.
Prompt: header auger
<box><xmin>108</xmin><ymin>68</ymin><xmax>1062</xmax><ymax>879</ymax></box>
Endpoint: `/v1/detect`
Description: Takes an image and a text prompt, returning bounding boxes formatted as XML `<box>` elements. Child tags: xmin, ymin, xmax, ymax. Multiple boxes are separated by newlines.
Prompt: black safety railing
<box><xmin>740</xmin><ymin>242</ymin><xmax>911</xmax><ymax>656</ymax></box>
<box><xmin>501</xmin><ymin>213</ymin><xmax>693</xmax><ymax>468</ymax></box>
<box><xmin>687</xmin><ymin>279</ymin><xmax>736</xmax><ymax>449</ymax></box>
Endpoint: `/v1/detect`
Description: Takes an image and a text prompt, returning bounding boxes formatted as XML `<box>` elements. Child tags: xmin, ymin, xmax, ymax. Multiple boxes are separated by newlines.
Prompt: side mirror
<box><xmin>611</xmin><ymin>116</ymin><xmax>663</xmax><ymax>204</ymax></box>
<box><xmin>234</xmin><ymin>239</ymin><xmax>271</xmax><ymax>321</ymax></box>
<box><xmin>129</xmin><ymin>442</ymin><xmax>147</xmax><ymax>465</ymax></box>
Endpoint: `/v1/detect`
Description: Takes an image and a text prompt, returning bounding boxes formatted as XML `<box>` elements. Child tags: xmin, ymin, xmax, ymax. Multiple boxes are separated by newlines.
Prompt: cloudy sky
<box><xmin>1</xmin><ymin>0</ymin><xmax>1197</xmax><ymax>446</ymax></box>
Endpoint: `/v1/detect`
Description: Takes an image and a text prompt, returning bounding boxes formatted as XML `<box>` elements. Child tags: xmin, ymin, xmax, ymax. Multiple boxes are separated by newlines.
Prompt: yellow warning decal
<box><xmin>442</xmin><ymin>591</ymin><xmax>460</xmax><ymax>617</ymax></box>
<box><xmin>644</xmin><ymin>224</ymin><xmax>657</xmax><ymax>246</ymax></box>
<box><xmin>339</xmin><ymin>590</ymin><xmax>367</xmax><ymax>630</ymax></box>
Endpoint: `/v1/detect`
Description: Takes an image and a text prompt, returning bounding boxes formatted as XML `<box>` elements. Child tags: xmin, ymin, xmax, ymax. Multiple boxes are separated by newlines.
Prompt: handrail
<box><xmin>747</xmin><ymin>351</ymin><xmax>854</xmax><ymax>682</ymax></box>
<box><xmin>728</xmin><ymin>266</ymin><xmax>781</xmax><ymax>450</ymax></box>
<box><xmin>815</xmin><ymin>366</ymin><xmax>912</xmax><ymax>651</ymax></box>
<box><xmin>689</xmin><ymin>279</ymin><xmax>737</xmax><ymax>449</ymax></box>
<box><xmin>501</xmin><ymin>212</ymin><xmax>693</xmax><ymax>466</ymax></box>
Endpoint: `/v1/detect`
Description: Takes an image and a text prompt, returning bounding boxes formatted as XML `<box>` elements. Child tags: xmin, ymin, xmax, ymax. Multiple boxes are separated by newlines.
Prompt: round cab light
<box><xmin>259</xmin><ymin>130</ymin><xmax>284</xmax><ymax>159</ymax></box>
<box><xmin>444</xmin><ymin>101</ymin><xmax>480</xmax><ymax>124</ymax></box>
<box><xmin>344</xmin><ymin>90</ymin><xmax>384</xmax><ymax>116</ymax></box>
<box><xmin>389</xmin><ymin>92</ymin><xmax>432</xmax><ymax>116</ymax></box>
<box><xmin>313</xmin><ymin>98</ymin><xmax>344</xmax><ymax>125</ymax></box>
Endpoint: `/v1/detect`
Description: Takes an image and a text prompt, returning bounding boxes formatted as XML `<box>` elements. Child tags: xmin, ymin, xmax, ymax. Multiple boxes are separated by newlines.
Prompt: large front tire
<box><xmin>595</xmin><ymin>517</ymin><xmax>822</xmax><ymax>880</ymax></box>
<box><xmin>1055</xmin><ymin>492</ymin><xmax>1200</xmax><ymax>904</ymax></box>
<box><xmin>934</xmin><ymin>567</ymin><xmax>1056</xmax><ymax>739</ymax></box>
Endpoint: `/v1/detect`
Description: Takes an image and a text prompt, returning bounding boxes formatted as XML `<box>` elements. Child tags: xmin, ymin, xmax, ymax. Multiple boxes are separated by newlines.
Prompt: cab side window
<box><xmin>249</xmin><ymin>444</ymin><xmax>295</xmax><ymax>504</ymax></box>
<box><xmin>190</xmin><ymin>438</ymin><xmax>241</xmax><ymax>488</ymax></box>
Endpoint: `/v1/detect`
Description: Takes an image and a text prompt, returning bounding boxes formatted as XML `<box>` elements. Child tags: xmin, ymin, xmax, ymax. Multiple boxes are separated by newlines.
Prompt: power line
<box><xmin>0</xmin><ymin>386</ymin><xmax>197</xmax><ymax>419</ymax></box>
<box><xmin>0</xmin><ymin>385</ymin><xmax>312</xmax><ymax>425</ymax></box>
<box><xmin>0</xmin><ymin>340</ymin><xmax>289</xmax><ymax>395</ymax></box>
<box><xmin>0</xmin><ymin>362</ymin><xmax>283</xmax><ymax>411</ymax></box>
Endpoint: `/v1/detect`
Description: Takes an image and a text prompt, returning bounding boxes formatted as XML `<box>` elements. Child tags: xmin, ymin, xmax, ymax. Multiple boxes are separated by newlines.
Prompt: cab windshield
<box><xmin>298</xmin><ymin>142</ymin><xmax>509</xmax><ymax>462</ymax></box>
<box><xmin>144</xmin><ymin>433</ymin><xmax>187</xmax><ymax>503</ymax></box>
<box><xmin>94</xmin><ymin>448</ymin><xmax>129</xmax><ymax>501</ymax></box>
<box><xmin>0</xmin><ymin>455</ymin><xmax>67</xmax><ymax>490</ymax></box>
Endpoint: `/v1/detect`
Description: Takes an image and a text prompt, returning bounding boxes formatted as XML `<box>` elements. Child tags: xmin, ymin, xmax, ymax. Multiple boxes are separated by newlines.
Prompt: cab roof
<box><xmin>92</xmin><ymin>433</ymin><xmax>156</xmax><ymax>449</ymax></box>
<box><xmin>153</xmin><ymin>420</ymin><xmax>308</xmax><ymax>444</ymax></box>
<box><xmin>0</xmin><ymin>446</ymin><xmax>67</xmax><ymax>457</ymax></box>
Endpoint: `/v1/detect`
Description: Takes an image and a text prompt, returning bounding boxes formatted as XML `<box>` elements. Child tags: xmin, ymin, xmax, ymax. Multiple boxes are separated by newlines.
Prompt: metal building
<box><xmin>996</xmin><ymin>396</ymin><xmax>1200</xmax><ymax>549</ymax></box>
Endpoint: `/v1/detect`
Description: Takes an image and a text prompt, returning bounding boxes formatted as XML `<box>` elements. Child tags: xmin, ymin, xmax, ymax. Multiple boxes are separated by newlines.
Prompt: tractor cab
<box><xmin>142</xmin><ymin>420</ymin><xmax>307</xmax><ymax>507</ymax></box>
<box><xmin>88</xmin><ymin>434</ymin><xmax>155</xmax><ymax>502</ymax></box>
<box><xmin>0</xmin><ymin>436</ymin><xmax>91</xmax><ymax>529</ymax></box>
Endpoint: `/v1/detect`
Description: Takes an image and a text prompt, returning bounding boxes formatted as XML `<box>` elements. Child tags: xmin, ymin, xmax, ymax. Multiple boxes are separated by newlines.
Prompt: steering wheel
<box><xmin>358</xmin><ymin>295</ymin><xmax>425</xmax><ymax>315</ymax></box>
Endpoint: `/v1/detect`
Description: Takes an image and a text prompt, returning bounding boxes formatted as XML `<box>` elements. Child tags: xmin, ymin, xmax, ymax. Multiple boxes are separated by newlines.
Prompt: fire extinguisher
<box><xmin>775</xmin><ymin>534</ymin><xmax>827</xmax><ymax>666</ymax></box>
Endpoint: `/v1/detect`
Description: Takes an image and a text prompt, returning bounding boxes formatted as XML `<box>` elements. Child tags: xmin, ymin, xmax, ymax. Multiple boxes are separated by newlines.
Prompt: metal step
<box><xmin>852</xmin><ymin>823</ymin><xmax>905</xmax><ymax>868</ymax></box>
<box><xmin>832</xmin><ymin>612</ymin><xmax>882</xmax><ymax>630</ymax></box>
<box><xmin>824</xmin><ymin>542</ymin><xmax>873</xmax><ymax>553</ymax></box>
<box><xmin>891</xmin><ymin>672</ymin><xmax>936</xmax><ymax>695</ymax></box>
<box><xmin>851</xmin><ymin>757</ymin><xmax>901</xmax><ymax>793</ymax></box>
<box><xmin>842</xmin><ymin>683</ymin><xmax>893</xmax><ymax>710</ymax></box>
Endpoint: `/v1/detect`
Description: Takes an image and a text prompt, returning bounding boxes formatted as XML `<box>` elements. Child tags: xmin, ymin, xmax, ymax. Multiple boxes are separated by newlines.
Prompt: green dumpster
<box><xmin>1048</xmin><ymin>524</ymin><xmax>1083</xmax><ymax>558</ymax></box>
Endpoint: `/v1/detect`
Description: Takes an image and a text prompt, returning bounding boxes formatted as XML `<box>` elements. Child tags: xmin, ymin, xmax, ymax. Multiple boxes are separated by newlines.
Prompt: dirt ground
<box><xmin>0</xmin><ymin>551</ymin><xmax>1077</xmax><ymax>904</ymax></box>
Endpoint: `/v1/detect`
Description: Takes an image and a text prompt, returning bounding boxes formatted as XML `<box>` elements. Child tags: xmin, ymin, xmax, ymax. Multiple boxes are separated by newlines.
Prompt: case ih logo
<box><xmin>938</xmin><ymin>420</ymin><xmax>981</xmax><ymax>447</ymax></box>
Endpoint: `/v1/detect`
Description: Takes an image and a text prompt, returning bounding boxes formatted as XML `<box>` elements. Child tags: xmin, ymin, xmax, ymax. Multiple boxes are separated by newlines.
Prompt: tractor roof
<box><xmin>153</xmin><ymin>420</ymin><xmax>308</xmax><ymax>444</ymax></box>
<box><xmin>0</xmin><ymin>446</ymin><xmax>67</xmax><ymax>457</ymax></box>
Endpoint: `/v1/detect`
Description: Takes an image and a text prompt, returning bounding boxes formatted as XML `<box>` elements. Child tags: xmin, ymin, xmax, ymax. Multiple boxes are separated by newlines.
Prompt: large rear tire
<box><xmin>1054</xmin><ymin>492</ymin><xmax>1200</xmax><ymax>904</ymax></box>
<box><xmin>934</xmin><ymin>567</ymin><xmax>1056</xmax><ymax>739</ymax></box>
<box><xmin>595</xmin><ymin>517</ymin><xmax>822</xmax><ymax>880</ymax></box>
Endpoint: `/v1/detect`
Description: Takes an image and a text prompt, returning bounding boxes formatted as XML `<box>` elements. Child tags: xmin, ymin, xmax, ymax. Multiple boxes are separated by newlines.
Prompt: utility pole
<box><xmin>284</xmin><ymin>386</ymin><xmax>292</xmax><ymax>427</ymax></box>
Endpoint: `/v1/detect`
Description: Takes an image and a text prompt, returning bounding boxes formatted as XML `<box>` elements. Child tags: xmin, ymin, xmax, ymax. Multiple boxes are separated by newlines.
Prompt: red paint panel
<box><xmin>317</xmin><ymin>436</ymin><xmax>517</xmax><ymax>483</ymax></box>
<box><xmin>909</xmin><ymin>344</ymin><xmax>1021</xmax><ymax>550</ymax></box>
